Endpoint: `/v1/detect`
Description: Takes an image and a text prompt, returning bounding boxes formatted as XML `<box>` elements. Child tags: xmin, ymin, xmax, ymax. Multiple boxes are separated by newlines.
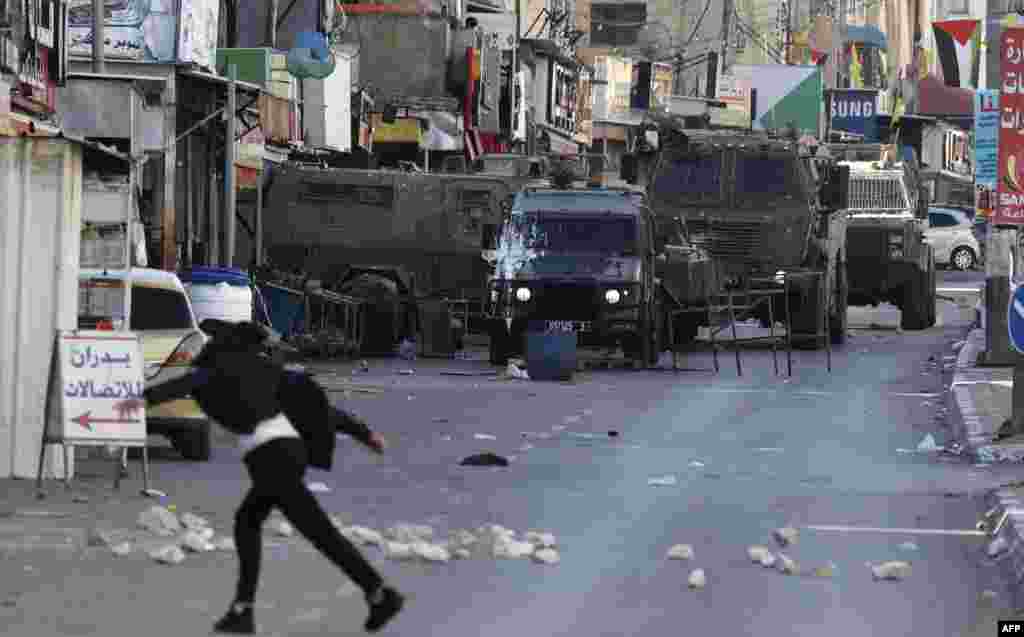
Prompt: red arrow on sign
<box><xmin>71</xmin><ymin>412</ymin><xmax>140</xmax><ymax>432</ymax></box>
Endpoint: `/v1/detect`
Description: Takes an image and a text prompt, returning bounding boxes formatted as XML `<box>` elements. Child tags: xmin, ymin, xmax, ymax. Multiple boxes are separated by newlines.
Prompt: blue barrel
<box><xmin>256</xmin><ymin>282</ymin><xmax>306</xmax><ymax>340</ymax></box>
<box><xmin>525</xmin><ymin>329</ymin><xmax>577</xmax><ymax>381</ymax></box>
<box><xmin>179</xmin><ymin>267</ymin><xmax>253</xmax><ymax>324</ymax></box>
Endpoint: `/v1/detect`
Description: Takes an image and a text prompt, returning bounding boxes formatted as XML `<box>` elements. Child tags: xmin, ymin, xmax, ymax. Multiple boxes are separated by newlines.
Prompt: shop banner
<box><xmin>975</xmin><ymin>89</ymin><xmax>999</xmax><ymax>217</ymax></box>
<box><xmin>997</xmin><ymin>29</ymin><xmax>1024</xmax><ymax>225</ymax></box>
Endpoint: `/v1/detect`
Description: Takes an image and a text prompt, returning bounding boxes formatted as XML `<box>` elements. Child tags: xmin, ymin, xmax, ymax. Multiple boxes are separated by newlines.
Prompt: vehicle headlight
<box><xmin>889</xmin><ymin>233</ymin><xmax>904</xmax><ymax>244</ymax></box>
<box><xmin>490</xmin><ymin>289</ymin><xmax>499</xmax><ymax>302</ymax></box>
<box><xmin>890</xmin><ymin>246</ymin><xmax>904</xmax><ymax>258</ymax></box>
<box><xmin>605</xmin><ymin>289</ymin><xmax>621</xmax><ymax>304</ymax></box>
<box><xmin>515</xmin><ymin>287</ymin><xmax>532</xmax><ymax>302</ymax></box>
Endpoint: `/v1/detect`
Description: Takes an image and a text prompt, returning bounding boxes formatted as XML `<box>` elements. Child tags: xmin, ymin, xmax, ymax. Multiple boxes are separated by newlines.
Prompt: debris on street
<box><xmin>273</xmin><ymin>520</ymin><xmax>295</xmax><ymax>537</ymax></box>
<box><xmin>306</xmin><ymin>482</ymin><xmax>332</xmax><ymax>493</ymax></box>
<box><xmin>137</xmin><ymin>505</ymin><xmax>182</xmax><ymax>537</ymax></box>
<box><xmin>150</xmin><ymin>544</ymin><xmax>186</xmax><ymax>565</ymax></box>
<box><xmin>459</xmin><ymin>453</ymin><xmax>510</xmax><ymax>467</ymax></box>
<box><xmin>747</xmin><ymin>545</ymin><xmax>775</xmax><ymax>567</ymax></box>
<box><xmin>179</xmin><ymin>512</ymin><xmax>210</xmax><ymax>531</ymax></box>
<box><xmin>687</xmin><ymin>568</ymin><xmax>707</xmax><ymax>589</ymax></box>
<box><xmin>870</xmin><ymin>561</ymin><xmax>911</xmax><ymax>581</ymax></box>
<box><xmin>181</xmin><ymin>529</ymin><xmax>216</xmax><ymax>553</ymax></box>
<box><xmin>776</xmin><ymin>553</ymin><xmax>799</xmax><ymax>575</ymax></box>
<box><xmin>916</xmin><ymin>434</ymin><xmax>941</xmax><ymax>452</ymax></box>
<box><xmin>987</xmin><ymin>537</ymin><xmax>1009</xmax><ymax>558</ymax></box>
<box><xmin>898</xmin><ymin>541</ymin><xmax>919</xmax><ymax>552</ymax></box>
<box><xmin>648</xmin><ymin>475</ymin><xmax>678</xmax><ymax>487</ymax></box>
<box><xmin>666</xmin><ymin>544</ymin><xmax>695</xmax><ymax>560</ymax></box>
<box><xmin>532</xmin><ymin>548</ymin><xmax>560</xmax><ymax>564</ymax></box>
<box><xmin>525</xmin><ymin>531</ymin><xmax>557</xmax><ymax>548</ymax></box>
<box><xmin>474</xmin><ymin>433</ymin><xmax>497</xmax><ymax>440</ymax></box>
<box><xmin>773</xmin><ymin>526</ymin><xmax>799</xmax><ymax>547</ymax></box>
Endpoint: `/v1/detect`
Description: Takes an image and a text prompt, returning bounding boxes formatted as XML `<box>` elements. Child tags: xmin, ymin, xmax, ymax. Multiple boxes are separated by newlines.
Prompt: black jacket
<box><xmin>143</xmin><ymin>347</ymin><xmax>371</xmax><ymax>470</ymax></box>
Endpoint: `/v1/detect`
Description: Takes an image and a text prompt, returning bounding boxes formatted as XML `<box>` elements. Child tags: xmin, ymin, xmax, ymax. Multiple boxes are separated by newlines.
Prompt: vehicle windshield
<box><xmin>504</xmin><ymin>214</ymin><xmax>639</xmax><ymax>256</ymax></box>
<box><xmin>733</xmin><ymin>155</ymin><xmax>802</xmax><ymax>208</ymax></box>
<box><xmin>650</xmin><ymin>154</ymin><xmax>723</xmax><ymax>203</ymax></box>
<box><xmin>131</xmin><ymin>286</ymin><xmax>194</xmax><ymax>330</ymax></box>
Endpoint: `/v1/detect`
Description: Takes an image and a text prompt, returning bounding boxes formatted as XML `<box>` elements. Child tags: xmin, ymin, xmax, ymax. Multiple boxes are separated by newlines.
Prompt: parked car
<box><xmin>926</xmin><ymin>206</ymin><xmax>981</xmax><ymax>271</ymax></box>
<box><xmin>78</xmin><ymin>268</ymin><xmax>211</xmax><ymax>461</ymax></box>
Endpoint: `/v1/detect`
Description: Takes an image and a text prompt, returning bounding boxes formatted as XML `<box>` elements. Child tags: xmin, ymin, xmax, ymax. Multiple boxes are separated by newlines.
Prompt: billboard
<box><xmin>828</xmin><ymin>89</ymin><xmax>880</xmax><ymax>141</ymax></box>
<box><xmin>731</xmin><ymin>64</ymin><xmax>823</xmax><ymax>136</ymax></box>
<box><xmin>975</xmin><ymin>89</ymin><xmax>999</xmax><ymax>218</ymax></box>
<box><xmin>996</xmin><ymin>29</ymin><xmax>1024</xmax><ymax>225</ymax></box>
<box><xmin>67</xmin><ymin>0</ymin><xmax>218</xmax><ymax>67</ymax></box>
<box><xmin>714</xmin><ymin>74</ymin><xmax>752</xmax><ymax>128</ymax></box>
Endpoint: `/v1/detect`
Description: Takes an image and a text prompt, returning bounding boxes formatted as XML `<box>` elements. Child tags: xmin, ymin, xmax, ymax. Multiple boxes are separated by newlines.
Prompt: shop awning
<box><xmin>917</xmin><ymin>74</ymin><xmax>973</xmax><ymax>119</ymax></box>
<box><xmin>845</xmin><ymin>24</ymin><xmax>888</xmax><ymax>49</ymax></box>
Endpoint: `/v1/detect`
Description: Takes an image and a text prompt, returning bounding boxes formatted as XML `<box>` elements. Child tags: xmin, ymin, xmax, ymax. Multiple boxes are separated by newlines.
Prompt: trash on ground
<box><xmin>181</xmin><ymin>530</ymin><xmax>215</xmax><ymax>553</ymax></box>
<box><xmin>386</xmin><ymin>523</ymin><xmax>434</xmax><ymax>544</ymax></box>
<box><xmin>150</xmin><ymin>544</ymin><xmax>186</xmax><ymax>565</ymax></box>
<box><xmin>776</xmin><ymin>554</ymin><xmax>799</xmax><ymax>575</ymax></box>
<box><xmin>474</xmin><ymin>433</ymin><xmax>497</xmax><ymax>440</ymax></box>
<box><xmin>608</xmin><ymin>431</ymin><xmax>619</xmax><ymax>438</ymax></box>
<box><xmin>689</xmin><ymin>461</ymin><xmax>705</xmax><ymax>468</ymax></box>
<box><xmin>397</xmin><ymin>369</ymin><xmax>415</xmax><ymax>376</ymax></box>
<box><xmin>648</xmin><ymin>475</ymin><xmax>678</xmax><ymax>487</ymax></box>
<box><xmin>667</xmin><ymin>544</ymin><xmax>694</xmax><ymax>560</ymax></box>
<box><xmin>306</xmin><ymin>482</ymin><xmax>331</xmax><ymax>493</ymax></box>
<box><xmin>898</xmin><ymin>541</ymin><xmax>919</xmax><ymax>552</ymax></box>
<box><xmin>525</xmin><ymin>531</ymin><xmax>557</xmax><ymax>548</ymax></box>
<box><xmin>532</xmin><ymin>548</ymin><xmax>560</xmax><ymax>564</ymax></box>
<box><xmin>916</xmin><ymin>434</ymin><xmax>941</xmax><ymax>452</ymax></box>
<box><xmin>273</xmin><ymin>520</ymin><xmax>295</xmax><ymax>537</ymax></box>
<box><xmin>812</xmin><ymin>562</ymin><xmax>837</xmax><ymax>578</ymax></box>
<box><xmin>747</xmin><ymin>546</ymin><xmax>773</xmax><ymax>564</ymax></box>
<box><xmin>213</xmin><ymin>537</ymin><xmax>236</xmax><ymax>552</ymax></box>
<box><xmin>137</xmin><ymin>505</ymin><xmax>182</xmax><ymax>537</ymax></box>
<box><xmin>987</xmin><ymin>537</ymin><xmax>1009</xmax><ymax>558</ymax></box>
<box><xmin>411</xmin><ymin>542</ymin><xmax>450</xmax><ymax>563</ymax></box>
<box><xmin>773</xmin><ymin>526</ymin><xmax>799</xmax><ymax>548</ymax></box>
<box><xmin>110</xmin><ymin>542</ymin><xmax>133</xmax><ymax>556</ymax></box>
<box><xmin>343</xmin><ymin>526</ymin><xmax>384</xmax><ymax>547</ymax></box>
<box><xmin>505</xmin><ymin>363</ymin><xmax>530</xmax><ymax>380</ymax></box>
<box><xmin>871</xmin><ymin>561</ymin><xmax>911</xmax><ymax>581</ymax></box>
<box><xmin>180</xmin><ymin>512</ymin><xmax>210</xmax><ymax>530</ymax></box>
<box><xmin>459</xmin><ymin>453</ymin><xmax>510</xmax><ymax>467</ymax></box>
<box><xmin>687</xmin><ymin>569</ymin><xmax>707</xmax><ymax>589</ymax></box>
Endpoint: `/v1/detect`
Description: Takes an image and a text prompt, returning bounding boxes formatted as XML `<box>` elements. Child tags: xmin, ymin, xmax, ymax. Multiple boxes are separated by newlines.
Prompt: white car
<box><xmin>926</xmin><ymin>206</ymin><xmax>981</xmax><ymax>271</ymax></box>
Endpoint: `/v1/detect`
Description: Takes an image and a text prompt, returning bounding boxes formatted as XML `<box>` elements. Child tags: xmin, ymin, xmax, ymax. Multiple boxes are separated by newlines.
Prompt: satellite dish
<box><xmin>286</xmin><ymin>31</ymin><xmax>337</xmax><ymax>80</ymax></box>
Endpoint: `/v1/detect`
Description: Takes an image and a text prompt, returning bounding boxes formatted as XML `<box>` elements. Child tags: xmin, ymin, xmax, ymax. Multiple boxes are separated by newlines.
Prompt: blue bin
<box><xmin>525</xmin><ymin>329</ymin><xmax>577</xmax><ymax>381</ymax></box>
<box><xmin>178</xmin><ymin>267</ymin><xmax>251</xmax><ymax>287</ymax></box>
<box><xmin>257</xmin><ymin>283</ymin><xmax>306</xmax><ymax>340</ymax></box>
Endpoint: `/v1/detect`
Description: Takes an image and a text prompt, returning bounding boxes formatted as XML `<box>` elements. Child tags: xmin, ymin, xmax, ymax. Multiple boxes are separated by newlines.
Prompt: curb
<box><xmin>985</xmin><ymin>487</ymin><xmax>1024</xmax><ymax>611</ymax></box>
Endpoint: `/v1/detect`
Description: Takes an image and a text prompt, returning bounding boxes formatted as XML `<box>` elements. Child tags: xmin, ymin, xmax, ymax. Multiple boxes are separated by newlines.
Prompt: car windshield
<box><xmin>131</xmin><ymin>286</ymin><xmax>194</xmax><ymax>330</ymax></box>
<box><xmin>505</xmin><ymin>214</ymin><xmax>639</xmax><ymax>255</ymax></box>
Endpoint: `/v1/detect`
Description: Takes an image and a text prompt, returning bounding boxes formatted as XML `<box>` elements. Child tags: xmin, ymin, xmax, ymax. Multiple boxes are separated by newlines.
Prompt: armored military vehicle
<box><xmin>260</xmin><ymin>165</ymin><xmax>516</xmax><ymax>351</ymax></box>
<box><xmin>629</xmin><ymin>121</ymin><xmax>851</xmax><ymax>347</ymax></box>
<box><xmin>822</xmin><ymin>143</ymin><xmax>936</xmax><ymax>330</ymax></box>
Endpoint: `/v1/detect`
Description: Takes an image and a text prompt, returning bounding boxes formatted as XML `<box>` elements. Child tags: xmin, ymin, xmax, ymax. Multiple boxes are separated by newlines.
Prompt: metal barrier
<box><xmin>298</xmin><ymin>289</ymin><xmax>365</xmax><ymax>358</ymax></box>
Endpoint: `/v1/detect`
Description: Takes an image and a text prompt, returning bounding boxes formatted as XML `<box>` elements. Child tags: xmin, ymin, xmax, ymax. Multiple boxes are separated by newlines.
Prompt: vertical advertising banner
<box><xmin>997</xmin><ymin>29</ymin><xmax>1024</xmax><ymax>225</ymax></box>
<box><xmin>975</xmin><ymin>89</ymin><xmax>999</xmax><ymax>218</ymax></box>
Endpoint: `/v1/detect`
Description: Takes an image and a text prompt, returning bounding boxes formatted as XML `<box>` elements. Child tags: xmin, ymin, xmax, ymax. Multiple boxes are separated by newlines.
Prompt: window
<box><xmin>945</xmin><ymin>0</ymin><xmax>969</xmax><ymax>14</ymax></box>
<box><xmin>651</xmin><ymin>154</ymin><xmax>723</xmax><ymax>201</ymax></box>
<box><xmin>928</xmin><ymin>211</ymin><xmax>959</xmax><ymax>228</ymax></box>
<box><xmin>508</xmin><ymin>215</ymin><xmax>639</xmax><ymax>255</ymax></box>
<box><xmin>590</xmin><ymin>3</ymin><xmax>646</xmax><ymax>47</ymax></box>
<box><xmin>130</xmin><ymin>286</ymin><xmax>194</xmax><ymax>330</ymax></box>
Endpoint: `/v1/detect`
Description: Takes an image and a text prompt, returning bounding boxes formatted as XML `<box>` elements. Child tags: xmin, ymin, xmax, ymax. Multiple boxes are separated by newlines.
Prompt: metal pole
<box><xmin>208</xmin><ymin>139</ymin><xmax>220</xmax><ymax>265</ymax></box>
<box><xmin>255</xmin><ymin>165</ymin><xmax>263</xmax><ymax>266</ymax></box>
<box><xmin>268</xmin><ymin>0</ymin><xmax>280</xmax><ymax>48</ymax></box>
<box><xmin>92</xmin><ymin>0</ymin><xmax>105</xmax><ymax>73</ymax></box>
<box><xmin>185</xmin><ymin>135</ymin><xmax>193</xmax><ymax>266</ymax></box>
<box><xmin>225</xmin><ymin>64</ymin><xmax>238</xmax><ymax>267</ymax></box>
<box><xmin>162</xmin><ymin>70</ymin><xmax>177</xmax><ymax>271</ymax></box>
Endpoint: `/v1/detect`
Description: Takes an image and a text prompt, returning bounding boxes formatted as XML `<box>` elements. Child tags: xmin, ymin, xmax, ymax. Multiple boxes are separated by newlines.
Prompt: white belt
<box><xmin>238</xmin><ymin>413</ymin><xmax>301</xmax><ymax>456</ymax></box>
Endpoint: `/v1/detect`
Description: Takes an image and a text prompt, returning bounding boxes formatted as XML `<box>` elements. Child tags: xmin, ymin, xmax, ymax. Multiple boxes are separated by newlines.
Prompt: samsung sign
<box><xmin>828</xmin><ymin>90</ymin><xmax>880</xmax><ymax>142</ymax></box>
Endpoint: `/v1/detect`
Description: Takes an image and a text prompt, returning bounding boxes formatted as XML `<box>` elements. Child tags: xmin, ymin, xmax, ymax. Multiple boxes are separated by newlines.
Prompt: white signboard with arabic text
<box><xmin>48</xmin><ymin>331</ymin><xmax>147</xmax><ymax>445</ymax></box>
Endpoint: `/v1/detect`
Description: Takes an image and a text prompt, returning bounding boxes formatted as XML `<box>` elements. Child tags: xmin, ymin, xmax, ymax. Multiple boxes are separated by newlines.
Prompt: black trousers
<box><xmin>234</xmin><ymin>437</ymin><xmax>383</xmax><ymax>603</ymax></box>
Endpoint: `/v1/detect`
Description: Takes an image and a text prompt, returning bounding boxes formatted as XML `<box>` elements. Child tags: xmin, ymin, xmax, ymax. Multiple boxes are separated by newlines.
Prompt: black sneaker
<box><xmin>364</xmin><ymin>587</ymin><xmax>404</xmax><ymax>633</ymax></box>
<box><xmin>213</xmin><ymin>603</ymin><xmax>255</xmax><ymax>634</ymax></box>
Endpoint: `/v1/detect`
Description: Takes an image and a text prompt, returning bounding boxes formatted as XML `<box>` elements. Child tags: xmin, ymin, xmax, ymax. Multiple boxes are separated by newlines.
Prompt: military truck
<box><xmin>627</xmin><ymin>121</ymin><xmax>851</xmax><ymax>347</ymax></box>
<box><xmin>822</xmin><ymin>143</ymin><xmax>937</xmax><ymax>330</ymax></box>
<box><xmin>260</xmin><ymin>165</ymin><xmax>516</xmax><ymax>351</ymax></box>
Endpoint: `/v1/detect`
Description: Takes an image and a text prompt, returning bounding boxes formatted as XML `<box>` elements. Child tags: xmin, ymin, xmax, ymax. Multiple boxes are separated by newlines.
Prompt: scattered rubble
<box><xmin>525</xmin><ymin>531</ymin><xmax>557</xmax><ymax>548</ymax></box>
<box><xmin>776</xmin><ymin>554</ymin><xmax>799</xmax><ymax>575</ymax></box>
<box><xmin>987</xmin><ymin>537</ymin><xmax>1009</xmax><ymax>558</ymax></box>
<box><xmin>532</xmin><ymin>548</ymin><xmax>560</xmax><ymax>564</ymax></box>
<box><xmin>150</xmin><ymin>544</ymin><xmax>186</xmax><ymax>565</ymax></box>
<box><xmin>181</xmin><ymin>530</ymin><xmax>216</xmax><ymax>553</ymax></box>
<box><xmin>898</xmin><ymin>541</ymin><xmax>919</xmax><ymax>552</ymax></box>
<box><xmin>648</xmin><ymin>475</ymin><xmax>678</xmax><ymax>487</ymax></box>
<box><xmin>747</xmin><ymin>546</ymin><xmax>774</xmax><ymax>567</ymax></box>
<box><xmin>179</xmin><ymin>512</ymin><xmax>210</xmax><ymax>531</ymax></box>
<box><xmin>812</xmin><ymin>563</ymin><xmax>837</xmax><ymax>578</ymax></box>
<box><xmin>916</xmin><ymin>434</ymin><xmax>941</xmax><ymax>453</ymax></box>
<box><xmin>687</xmin><ymin>569</ymin><xmax>707</xmax><ymax>589</ymax></box>
<box><xmin>667</xmin><ymin>544</ymin><xmax>695</xmax><ymax>560</ymax></box>
<box><xmin>137</xmin><ymin>505</ymin><xmax>182</xmax><ymax>537</ymax></box>
<box><xmin>110</xmin><ymin>542</ymin><xmax>133</xmax><ymax>556</ymax></box>
<box><xmin>870</xmin><ymin>561</ymin><xmax>911</xmax><ymax>581</ymax></box>
<box><xmin>773</xmin><ymin>526</ymin><xmax>799</xmax><ymax>548</ymax></box>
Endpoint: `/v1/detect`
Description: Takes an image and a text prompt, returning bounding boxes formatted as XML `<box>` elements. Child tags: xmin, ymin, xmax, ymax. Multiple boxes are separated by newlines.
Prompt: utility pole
<box><xmin>91</xmin><ymin>0</ymin><xmax>105</xmax><ymax>73</ymax></box>
<box><xmin>514</xmin><ymin>0</ymin><xmax>522</xmax><ymax>155</ymax></box>
<box><xmin>224</xmin><ymin>64</ymin><xmax>238</xmax><ymax>267</ymax></box>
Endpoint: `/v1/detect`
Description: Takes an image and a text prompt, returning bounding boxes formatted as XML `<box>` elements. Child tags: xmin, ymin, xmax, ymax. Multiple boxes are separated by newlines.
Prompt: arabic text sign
<box><xmin>976</xmin><ymin>89</ymin><xmax>1000</xmax><ymax>217</ymax></box>
<box><xmin>54</xmin><ymin>331</ymin><xmax>146</xmax><ymax>444</ymax></box>
<box><xmin>997</xmin><ymin>29</ymin><xmax>1024</xmax><ymax>225</ymax></box>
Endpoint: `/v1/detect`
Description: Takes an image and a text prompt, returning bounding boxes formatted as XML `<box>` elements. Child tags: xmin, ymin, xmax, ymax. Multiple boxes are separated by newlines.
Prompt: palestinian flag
<box><xmin>932</xmin><ymin>19</ymin><xmax>981</xmax><ymax>88</ymax></box>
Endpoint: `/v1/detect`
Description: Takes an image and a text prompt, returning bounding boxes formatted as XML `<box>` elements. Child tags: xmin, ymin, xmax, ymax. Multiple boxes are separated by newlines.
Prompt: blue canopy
<box><xmin>845</xmin><ymin>24</ymin><xmax>888</xmax><ymax>49</ymax></box>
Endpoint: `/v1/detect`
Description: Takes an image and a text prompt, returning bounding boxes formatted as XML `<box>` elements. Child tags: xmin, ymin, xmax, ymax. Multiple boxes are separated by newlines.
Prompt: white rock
<box><xmin>453</xmin><ymin>548</ymin><xmax>472</xmax><ymax>560</ymax></box>
<box><xmin>524</xmin><ymin>531</ymin><xmax>557</xmax><ymax>548</ymax></box>
<box><xmin>916</xmin><ymin>434</ymin><xmax>940</xmax><ymax>452</ymax></box>
<box><xmin>759</xmin><ymin>552</ymin><xmax>777</xmax><ymax>568</ymax></box>
<box><xmin>386</xmin><ymin>523</ymin><xmax>434</xmax><ymax>544</ymax></box>
<box><xmin>687</xmin><ymin>568</ymin><xmax>706</xmax><ymax>589</ymax></box>
<box><xmin>474</xmin><ymin>433</ymin><xmax>497</xmax><ymax>440</ymax></box>
<box><xmin>493</xmin><ymin>538</ymin><xmax>535</xmax><ymax>559</ymax></box>
<box><xmin>479</xmin><ymin>524</ymin><xmax>515</xmax><ymax>540</ymax></box>
<box><xmin>871</xmin><ymin>561</ymin><xmax>911</xmax><ymax>581</ymax></box>
<box><xmin>773</xmin><ymin>526</ymin><xmax>799</xmax><ymax>548</ymax></box>
<box><xmin>532</xmin><ymin>548</ymin><xmax>560</xmax><ymax>564</ymax></box>
<box><xmin>667</xmin><ymin>544</ymin><xmax>695</xmax><ymax>560</ymax></box>
<box><xmin>776</xmin><ymin>553</ymin><xmax>799</xmax><ymax>575</ymax></box>
<box><xmin>411</xmin><ymin>542</ymin><xmax>450</xmax><ymax>563</ymax></box>
<box><xmin>213</xmin><ymin>537</ymin><xmax>236</xmax><ymax>552</ymax></box>
<box><xmin>988</xmin><ymin>537</ymin><xmax>1009</xmax><ymax>557</ymax></box>
<box><xmin>648</xmin><ymin>475</ymin><xmax>678</xmax><ymax>487</ymax></box>
<box><xmin>747</xmin><ymin>545</ymin><xmax>771</xmax><ymax>563</ymax></box>
<box><xmin>110</xmin><ymin>542</ymin><xmax>133</xmax><ymax>556</ymax></box>
<box><xmin>383</xmin><ymin>542</ymin><xmax>416</xmax><ymax>561</ymax></box>
<box><xmin>138</xmin><ymin>505</ymin><xmax>182</xmax><ymax>537</ymax></box>
<box><xmin>898</xmin><ymin>541</ymin><xmax>919</xmax><ymax>552</ymax></box>
<box><xmin>180</xmin><ymin>530</ymin><xmax>215</xmax><ymax>553</ymax></box>
<box><xmin>344</xmin><ymin>526</ymin><xmax>384</xmax><ymax>547</ymax></box>
<box><xmin>273</xmin><ymin>520</ymin><xmax>295</xmax><ymax>537</ymax></box>
<box><xmin>150</xmin><ymin>544</ymin><xmax>186</xmax><ymax>565</ymax></box>
<box><xmin>448</xmin><ymin>529</ymin><xmax>478</xmax><ymax>549</ymax></box>
<box><xmin>179</xmin><ymin>512</ymin><xmax>210</xmax><ymax>531</ymax></box>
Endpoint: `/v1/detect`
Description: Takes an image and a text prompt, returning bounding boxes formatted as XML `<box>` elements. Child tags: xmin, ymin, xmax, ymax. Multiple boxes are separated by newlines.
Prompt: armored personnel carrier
<box><xmin>822</xmin><ymin>143</ymin><xmax>936</xmax><ymax>330</ymax></box>
<box><xmin>631</xmin><ymin>121</ymin><xmax>851</xmax><ymax>347</ymax></box>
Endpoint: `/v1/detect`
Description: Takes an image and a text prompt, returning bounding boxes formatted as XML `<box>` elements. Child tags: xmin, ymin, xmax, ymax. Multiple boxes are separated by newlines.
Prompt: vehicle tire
<box><xmin>172</xmin><ymin>422</ymin><xmax>212</xmax><ymax>462</ymax></box>
<box><xmin>830</xmin><ymin>259</ymin><xmax>848</xmax><ymax>345</ymax></box>
<box><xmin>951</xmin><ymin>246</ymin><xmax>977</xmax><ymax>271</ymax></box>
<box><xmin>488</xmin><ymin>321</ymin><xmax>509</xmax><ymax>365</ymax></box>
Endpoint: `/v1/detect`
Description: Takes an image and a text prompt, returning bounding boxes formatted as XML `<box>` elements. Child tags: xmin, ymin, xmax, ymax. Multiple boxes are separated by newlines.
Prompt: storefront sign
<box><xmin>548</xmin><ymin>60</ymin><xmax>578</xmax><ymax>135</ymax></box>
<box><xmin>828</xmin><ymin>89</ymin><xmax>879</xmax><ymax>141</ymax></box>
<box><xmin>996</xmin><ymin>29</ymin><xmax>1024</xmax><ymax>225</ymax></box>
<box><xmin>714</xmin><ymin>74</ymin><xmax>751</xmax><ymax>128</ymax></box>
<box><xmin>975</xmin><ymin>89</ymin><xmax>999</xmax><ymax>217</ymax></box>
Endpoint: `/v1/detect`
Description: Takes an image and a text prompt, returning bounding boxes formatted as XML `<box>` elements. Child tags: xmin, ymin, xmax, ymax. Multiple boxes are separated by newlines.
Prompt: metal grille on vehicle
<box><xmin>687</xmin><ymin>219</ymin><xmax>763</xmax><ymax>261</ymax></box>
<box><xmin>847</xmin><ymin>174</ymin><xmax>910</xmax><ymax>212</ymax></box>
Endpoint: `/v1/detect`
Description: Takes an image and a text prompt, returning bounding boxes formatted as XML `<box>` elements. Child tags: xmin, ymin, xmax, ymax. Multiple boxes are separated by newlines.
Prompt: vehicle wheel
<box><xmin>830</xmin><ymin>259</ymin><xmax>848</xmax><ymax>345</ymax></box>
<box><xmin>172</xmin><ymin>422</ymin><xmax>212</xmax><ymax>462</ymax></box>
<box><xmin>488</xmin><ymin>321</ymin><xmax>509</xmax><ymax>365</ymax></box>
<box><xmin>951</xmin><ymin>246</ymin><xmax>977</xmax><ymax>271</ymax></box>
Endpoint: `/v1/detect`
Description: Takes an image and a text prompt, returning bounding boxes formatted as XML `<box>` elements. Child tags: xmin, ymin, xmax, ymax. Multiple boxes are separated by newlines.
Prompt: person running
<box><xmin>114</xmin><ymin>320</ymin><xmax>404</xmax><ymax>634</ymax></box>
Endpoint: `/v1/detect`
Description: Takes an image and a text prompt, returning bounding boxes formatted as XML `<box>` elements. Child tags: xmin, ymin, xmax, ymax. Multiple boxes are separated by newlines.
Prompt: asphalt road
<box><xmin>13</xmin><ymin>269</ymin><xmax>1019</xmax><ymax>637</ymax></box>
